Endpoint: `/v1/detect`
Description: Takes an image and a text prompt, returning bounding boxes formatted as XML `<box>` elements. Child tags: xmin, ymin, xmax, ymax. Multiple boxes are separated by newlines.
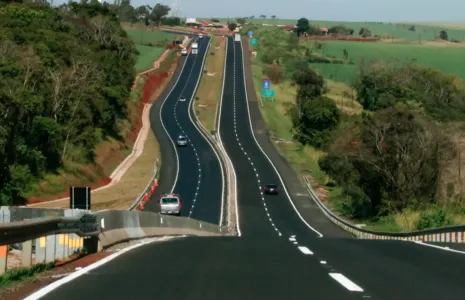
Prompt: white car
<box><xmin>159</xmin><ymin>193</ymin><xmax>182</xmax><ymax>216</ymax></box>
<box><xmin>179</xmin><ymin>95</ymin><xmax>186</xmax><ymax>102</ymax></box>
<box><xmin>181</xmin><ymin>48</ymin><xmax>187</xmax><ymax>56</ymax></box>
<box><xmin>177</xmin><ymin>135</ymin><xmax>187</xmax><ymax>146</ymax></box>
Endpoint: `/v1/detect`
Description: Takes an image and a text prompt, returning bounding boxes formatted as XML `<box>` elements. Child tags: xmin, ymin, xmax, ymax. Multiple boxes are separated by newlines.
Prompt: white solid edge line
<box><xmin>24</xmin><ymin>237</ymin><xmax>179</xmax><ymax>300</ymax></box>
<box><xmin>238</xmin><ymin>39</ymin><xmax>324</xmax><ymax>238</ymax></box>
<box><xmin>159</xmin><ymin>38</ymin><xmax>196</xmax><ymax>193</ymax></box>
<box><xmin>217</xmin><ymin>37</ymin><xmax>241</xmax><ymax>236</ymax></box>
<box><xmin>298</xmin><ymin>246</ymin><xmax>313</xmax><ymax>255</ymax></box>
<box><xmin>329</xmin><ymin>273</ymin><xmax>364</xmax><ymax>292</ymax></box>
<box><xmin>187</xmin><ymin>37</ymin><xmax>227</xmax><ymax>226</ymax></box>
<box><xmin>411</xmin><ymin>240</ymin><xmax>465</xmax><ymax>255</ymax></box>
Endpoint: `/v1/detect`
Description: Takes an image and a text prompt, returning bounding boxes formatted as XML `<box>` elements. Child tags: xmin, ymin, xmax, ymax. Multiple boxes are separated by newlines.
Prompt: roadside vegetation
<box><xmin>195</xmin><ymin>36</ymin><xmax>226</xmax><ymax>133</ymax></box>
<box><xmin>241</xmin><ymin>20</ymin><xmax>465</xmax><ymax>232</ymax></box>
<box><xmin>0</xmin><ymin>1</ymin><xmax>179</xmax><ymax>206</ymax></box>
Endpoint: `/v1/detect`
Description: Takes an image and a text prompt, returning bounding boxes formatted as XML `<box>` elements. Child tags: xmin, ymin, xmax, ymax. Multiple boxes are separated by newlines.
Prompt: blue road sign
<box><xmin>250</xmin><ymin>38</ymin><xmax>258</xmax><ymax>45</ymax></box>
<box><xmin>261</xmin><ymin>89</ymin><xmax>276</xmax><ymax>98</ymax></box>
<box><xmin>263</xmin><ymin>79</ymin><xmax>271</xmax><ymax>89</ymax></box>
<box><xmin>248</xmin><ymin>31</ymin><xmax>253</xmax><ymax>37</ymax></box>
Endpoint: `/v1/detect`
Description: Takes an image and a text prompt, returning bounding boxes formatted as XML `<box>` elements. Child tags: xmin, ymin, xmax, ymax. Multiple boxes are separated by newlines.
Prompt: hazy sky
<box><xmin>125</xmin><ymin>0</ymin><xmax>465</xmax><ymax>22</ymax></box>
<box><xmin>53</xmin><ymin>0</ymin><xmax>465</xmax><ymax>22</ymax></box>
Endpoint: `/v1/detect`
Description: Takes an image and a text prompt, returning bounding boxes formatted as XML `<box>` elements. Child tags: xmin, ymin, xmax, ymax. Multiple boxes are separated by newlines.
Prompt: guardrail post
<box><xmin>0</xmin><ymin>245</ymin><xmax>7</xmax><ymax>275</ymax></box>
<box><xmin>55</xmin><ymin>234</ymin><xmax>65</xmax><ymax>261</ymax></box>
<box><xmin>35</xmin><ymin>236</ymin><xmax>46</xmax><ymax>263</ymax></box>
<box><xmin>45</xmin><ymin>235</ymin><xmax>56</xmax><ymax>263</ymax></box>
<box><xmin>22</xmin><ymin>240</ymin><xmax>33</xmax><ymax>267</ymax></box>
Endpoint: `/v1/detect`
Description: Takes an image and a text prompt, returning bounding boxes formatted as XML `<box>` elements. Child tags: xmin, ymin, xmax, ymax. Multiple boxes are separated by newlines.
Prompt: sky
<box><xmin>55</xmin><ymin>0</ymin><xmax>465</xmax><ymax>22</ymax></box>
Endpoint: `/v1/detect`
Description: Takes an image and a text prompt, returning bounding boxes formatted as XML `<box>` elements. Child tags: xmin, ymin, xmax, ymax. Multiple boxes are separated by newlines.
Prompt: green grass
<box><xmin>0</xmin><ymin>263</ymin><xmax>54</xmax><ymax>288</ymax></box>
<box><xmin>306</xmin><ymin>41</ymin><xmax>465</xmax><ymax>83</ymax></box>
<box><xmin>217</xmin><ymin>18</ymin><xmax>465</xmax><ymax>41</ymax></box>
<box><xmin>126</xmin><ymin>30</ymin><xmax>176</xmax><ymax>45</ymax></box>
<box><xmin>134</xmin><ymin>45</ymin><xmax>165</xmax><ymax>72</ymax></box>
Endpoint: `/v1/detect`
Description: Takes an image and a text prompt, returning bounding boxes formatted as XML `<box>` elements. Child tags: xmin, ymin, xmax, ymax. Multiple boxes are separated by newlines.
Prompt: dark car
<box><xmin>264</xmin><ymin>184</ymin><xmax>278</xmax><ymax>195</ymax></box>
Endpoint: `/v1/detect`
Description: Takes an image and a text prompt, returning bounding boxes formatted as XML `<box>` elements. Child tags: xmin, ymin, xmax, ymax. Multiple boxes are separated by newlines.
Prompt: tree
<box><xmin>211</xmin><ymin>18</ymin><xmax>219</xmax><ymax>22</ymax></box>
<box><xmin>271</xmin><ymin>15</ymin><xmax>276</xmax><ymax>20</ymax></box>
<box><xmin>150</xmin><ymin>3</ymin><xmax>170</xmax><ymax>27</ymax></box>
<box><xmin>228</xmin><ymin>22</ymin><xmax>237</xmax><ymax>31</ymax></box>
<box><xmin>259</xmin><ymin>14</ymin><xmax>266</xmax><ymax>19</ymax></box>
<box><xmin>134</xmin><ymin>5</ymin><xmax>150</xmax><ymax>22</ymax></box>
<box><xmin>295</xmin><ymin>17</ymin><xmax>310</xmax><ymax>36</ymax></box>
<box><xmin>359</xmin><ymin>27</ymin><xmax>372</xmax><ymax>38</ymax></box>
<box><xmin>439</xmin><ymin>30</ymin><xmax>448</xmax><ymax>40</ymax></box>
<box><xmin>236</xmin><ymin>17</ymin><xmax>246</xmax><ymax>25</ymax></box>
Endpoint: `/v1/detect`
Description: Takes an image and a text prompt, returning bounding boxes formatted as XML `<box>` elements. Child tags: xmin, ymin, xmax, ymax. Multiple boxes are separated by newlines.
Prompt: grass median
<box><xmin>194</xmin><ymin>36</ymin><xmax>226</xmax><ymax>133</ymax></box>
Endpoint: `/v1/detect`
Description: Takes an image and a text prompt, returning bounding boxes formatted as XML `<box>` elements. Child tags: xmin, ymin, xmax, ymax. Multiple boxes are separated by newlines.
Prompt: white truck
<box><xmin>191</xmin><ymin>42</ymin><xmax>198</xmax><ymax>54</ymax></box>
<box><xmin>234</xmin><ymin>33</ymin><xmax>241</xmax><ymax>42</ymax></box>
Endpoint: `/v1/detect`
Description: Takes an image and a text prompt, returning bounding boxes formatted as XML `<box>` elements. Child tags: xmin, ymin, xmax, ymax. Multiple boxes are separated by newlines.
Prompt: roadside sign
<box><xmin>248</xmin><ymin>31</ymin><xmax>253</xmax><ymax>37</ymax></box>
<box><xmin>262</xmin><ymin>89</ymin><xmax>275</xmax><ymax>98</ymax></box>
<box><xmin>263</xmin><ymin>79</ymin><xmax>271</xmax><ymax>89</ymax></box>
<box><xmin>250</xmin><ymin>38</ymin><xmax>258</xmax><ymax>45</ymax></box>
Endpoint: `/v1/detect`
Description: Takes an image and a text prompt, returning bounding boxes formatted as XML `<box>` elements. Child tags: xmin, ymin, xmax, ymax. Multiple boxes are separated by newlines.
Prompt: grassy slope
<box><xmin>195</xmin><ymin>36</ymin><xmax>226</xmax><ymax>132</ymax></box>
<box><xmin>27</xmin><ymin>30</ymin><xmax>177</xmax><ymax>202</ymax></box>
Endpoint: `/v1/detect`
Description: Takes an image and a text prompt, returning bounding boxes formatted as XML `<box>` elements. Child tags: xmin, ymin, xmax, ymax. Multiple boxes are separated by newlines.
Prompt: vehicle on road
<box><xmin>264</xmin><ymin>184</ymin><xmax>279</xmax><ymax>195</ymax></box>
<box><xmin>179</xmin><ymin>95</ymin><xmax>186</xmax><ymax>102</ymax></box>
<box><xmin>181</xmin><ymin>48</ymin><xmax>187</xmax><ymax>56</ymax></box>
<box><xmin>191</xmin><ymin>42</ymin><xmax>198</xmax><ymax>54</ymax></box>
<box><xmin>159</xmin><ymin>193</ymin><xmax>182</xmax><ymax>216</ymax></box>
<box><xmin>177</xmin><ymin>135</ymin><xmax>187</xmax><ymax>146</ymax></box>
<box><xmin>199</xmin><ymin>33</ymin><xmax>203</xmax><ymax>38</ymax></box>
<box><xmin>234</xmin><ymin>33</ymin><xmax>241</xmax><ymax>42</ymax></box>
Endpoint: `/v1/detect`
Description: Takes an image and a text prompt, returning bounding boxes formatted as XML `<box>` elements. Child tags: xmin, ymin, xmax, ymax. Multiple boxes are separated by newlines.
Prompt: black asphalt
<box><xmin>145</xmin><ymin>37</ymin><xmax>223</xmax><ymax>225</ymax></box>
<box><xmin>34</xmin><ymin>37</ymin><xmax>465</xmax><ymax>300</ymax></box>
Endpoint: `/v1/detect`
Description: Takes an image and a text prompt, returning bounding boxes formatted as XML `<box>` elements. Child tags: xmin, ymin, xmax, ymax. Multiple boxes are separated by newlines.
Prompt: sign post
<box><xmin>261</xmin><ymin>89</ymin><xmax>276</xmax><ymax>101</ymax></box>
<box><xmin>262</xmin><ymin>79</ymin><xmax>271</xmax><ymax>90</ymax></box>
<box><xmin>248</xmin><ymin>31</ymin><xmax>253</xmax><ymax>38</ymax></box>
<box><xmin>250</xmin><ymin>38</ymin><xmax>258</xmax><ymax>45</ymax></box>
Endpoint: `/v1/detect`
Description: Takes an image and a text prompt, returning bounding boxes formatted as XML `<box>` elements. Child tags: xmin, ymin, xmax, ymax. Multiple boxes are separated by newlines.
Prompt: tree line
<box><xmin>0</xmin><ymin>1</ymin><xmax>140</xmax><ymax>205</ymax></box>
<box><xmin>240</xmin><ymin>23</ymin><xmax>465</xmax><ymax>229</ymax></box>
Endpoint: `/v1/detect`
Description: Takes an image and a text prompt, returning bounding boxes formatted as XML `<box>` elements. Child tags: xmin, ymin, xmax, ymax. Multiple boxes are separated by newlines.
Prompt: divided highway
<box><xmin>145</xmin><ymin>37</ymin><xmax>224</xmax><ymax>225</ymax></box>
<box><xmin>26</xmin><ymin>36</ymin><xmax>465</xmax><ymax>300</ymax></box>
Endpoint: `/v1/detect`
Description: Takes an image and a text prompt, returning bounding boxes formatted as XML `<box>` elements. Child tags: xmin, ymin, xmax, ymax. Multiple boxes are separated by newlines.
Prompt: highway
<box><xmin>145</xmin><ymin>36</ymin><xmax>224</xmax><ymax>225</ymax></box>
<box><xmin>28</xmin><ymin>37</ymin><xmax>465</xmax><ymax>300</ymax></box>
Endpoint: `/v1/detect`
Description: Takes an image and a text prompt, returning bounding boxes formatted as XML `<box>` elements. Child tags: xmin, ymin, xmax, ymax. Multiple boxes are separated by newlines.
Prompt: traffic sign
<box><xmin>250</xmin><ymin>38</ymin><xmax>258</xmax><ymax>45</ymax></box>
<box><xmin>263</xmin><ymin>79</ymin><xmax>271</xmax><ymax>89</ymax></box>
<box><xmin>248</xmin><ymin>31</ymin><xmax>253</xmax><ymax>37</ymax></box>
<box><xmin>262</xmin><ymin>89</ymin><xmax>276</xmax><ymax>98</ymax></box>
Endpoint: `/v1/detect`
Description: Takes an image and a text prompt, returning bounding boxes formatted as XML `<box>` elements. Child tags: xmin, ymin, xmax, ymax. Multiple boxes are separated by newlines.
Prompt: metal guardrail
<box><xmin>304</xmin><ymin>176</ymin><xmax>465</xmax><ymax>243</ymax></box>
<box><xmin>0</xmin><ymin>213</ymin><xmax>99</xmax><ymax>246</ymax></box>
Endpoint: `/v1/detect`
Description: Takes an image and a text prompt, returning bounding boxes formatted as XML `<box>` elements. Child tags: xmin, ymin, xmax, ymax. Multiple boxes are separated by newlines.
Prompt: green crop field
<box><xmin>216</xmin><ymin>18</ymin><xmax>465</xmax><ymax>41</ymax></box>
<box><xmin>134</xmin><ymin>45</ymin><xmax>165</xmax><ymax>72</ymax></box>
<box><xmin>126</xmin><ymin>30</ymin><xmax>175</xmax><ymax>45</ymax></box>
<box><xmin>305</xmin><ymin>40</ymin><xmax>465</xmax><ymax>83</ymax></box>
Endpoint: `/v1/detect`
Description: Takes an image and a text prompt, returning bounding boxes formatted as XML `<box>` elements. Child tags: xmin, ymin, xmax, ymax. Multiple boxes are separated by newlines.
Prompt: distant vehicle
<box><xmin>159</xmin><ymin>193</ymin><xmax>182</xmax><ymax>216</ymax></box>
<box><xmin>264</xmin><ymin>184</ymin><xmax>278</xmax><ymax>195</ymax></box>
<box><xmin>191</xmin><ymin>42</ymin><xmax>198</xmax><ymax>54</ymax></box>
<box><xmin>198</xmin><ymin>33</ymin><xmax>203</xmax><ymax>38</ymax></box>
<box><xmin>234</xmin><ymin>33</ymin><xmax>241</xmax><ymax>42</ymax></box>
<box><xmin>179</xmin><ymin>95</ymin><xmax>186</xmax><ymax>102</ymax></box>
<box><xmin>181</xmin><ymin>48</ymin><xmax>187</xmax><ymax>56</ymax></box>
<box><xmin>177</xmin><ymin>135</ymin><xmax>187</xmax><ymax>147</ymax></box>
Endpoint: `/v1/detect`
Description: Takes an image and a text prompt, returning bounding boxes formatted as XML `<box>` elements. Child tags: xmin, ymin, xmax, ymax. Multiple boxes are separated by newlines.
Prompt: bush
<box><xmin>416</xmin><ymin>209</ymin><xmax>453</xmax><ymax>230</ymax></box>
<box><xmin>264</xmin><ymin>64</ymin><xmax>284</xmax><ymax>83</ymax></box>
<box><xmin>0</xmin><ymin>263</ymin><xmax>54</xmax><ymax>287</ymax></box>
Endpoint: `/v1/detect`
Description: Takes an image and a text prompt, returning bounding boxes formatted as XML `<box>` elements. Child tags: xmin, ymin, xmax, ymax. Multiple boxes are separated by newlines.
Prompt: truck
<box><xmin>234</xmin><ymin>33</ymin><xmax>241</xmax><ymax>42</ymax></box>
<box><xmin>191</xmin><ymin>42</ymin><xmax>198</xmax><ymax>54</ymax></box>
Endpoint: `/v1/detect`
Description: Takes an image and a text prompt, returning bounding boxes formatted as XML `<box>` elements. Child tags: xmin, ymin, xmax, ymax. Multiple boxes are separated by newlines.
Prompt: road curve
<box><xmin>145</xmin><ymin>37</ymin><xmax>223</xmax><ymax>225</ymax></box>
<box><xmin>25</xmin><ymin>37</ymin><xmax>465</xmax><ymax>300</ymax></box>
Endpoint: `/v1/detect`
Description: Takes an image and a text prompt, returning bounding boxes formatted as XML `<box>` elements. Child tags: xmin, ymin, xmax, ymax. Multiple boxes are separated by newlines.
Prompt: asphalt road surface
<box><xmin>31</xmin><ymin>37</ymin><xmax>465</xmax><ymax>300</ymax></box>
<box><xmin>145</xmin><ymin>36</ymin><xmax>223</xmax><ymax>225</ymax></box>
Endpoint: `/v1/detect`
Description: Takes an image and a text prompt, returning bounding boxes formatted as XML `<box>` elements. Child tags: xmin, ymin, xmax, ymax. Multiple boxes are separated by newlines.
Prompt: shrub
<box><xmin>416</xmin><ymin>209</ymin><xmax>453</xmax><ymax>230</ymax></box>
<box><xmin>264</xmin><ymin>64</ymin><xmax>284</xmax><ymax>84</ymax></box>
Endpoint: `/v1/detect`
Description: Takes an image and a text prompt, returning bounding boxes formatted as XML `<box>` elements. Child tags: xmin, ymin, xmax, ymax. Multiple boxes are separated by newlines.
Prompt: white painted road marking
<box><xmin>329</xmin><ymin>273</ymin><xmax>364</xmax><ymax>292</ymax></box>
<box><xmin>289</xmin><ymin>237</ymin><xmax>296</xmax><ymax>242</ymax></box>
<box><xmin>320</xmin><ymin>261</ymin><xmax>327</xmax><ymax>264</ymax></box>
<box><xmin>298</xmin><ymin>246</ymin><xmax>313</xmax><ymax>255</ymax></box>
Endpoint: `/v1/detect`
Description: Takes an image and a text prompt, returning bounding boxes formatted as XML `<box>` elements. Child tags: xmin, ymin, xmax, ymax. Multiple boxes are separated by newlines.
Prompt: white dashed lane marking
<box><xmin>231</xmin><ymin>42</ymin><xmax>281</xmax><ymax>237</ymax></box>
<box><xmin>172</xmin><ymin>48</ymin><xmax>202</xmax><ymax>217</ymax></box>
